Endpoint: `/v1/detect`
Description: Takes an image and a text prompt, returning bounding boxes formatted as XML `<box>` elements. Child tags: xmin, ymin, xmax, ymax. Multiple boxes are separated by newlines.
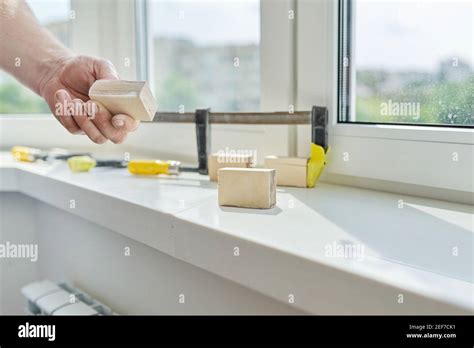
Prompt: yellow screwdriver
<box><xmin>67</xmin><ymin>155</ymin><xmax>127</xmax><ymax>172</ymax></box>
<box><xmin>11</xmin><ymin>146</ymin><xmax>89</xmax><ymax>162</ymax></box>
<box><xmin>129</xmin><ymin>160</ymin><xmax>198</xmax><ymax>175</ymax></box>
<box><xmin>67</xmin><ymin>155</ymin><xmax>197</xmax><ymax>175</ymax></box>
<box><xmin>128</xmin><ymin>160</ymin><xmax>183</xmax><ymax>175</ymax></box>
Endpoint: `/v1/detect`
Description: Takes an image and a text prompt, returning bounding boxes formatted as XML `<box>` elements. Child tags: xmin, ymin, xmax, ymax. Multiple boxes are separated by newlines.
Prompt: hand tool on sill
<box><xmin>67</xmin><ymin>155</ymin><xmax>127</xmax><ymax>173</ymax></box>
<box><xmin>11</xmin><ymin>146</ymin><xmax>90</xmax><ymax>163</ymax></box>
<box><xmin>127</xmin><ymin>160</ymin><xmax>198</xmax><ymax>175</ymax></box>
<box><xmin>67</xmin><ymin>155</ymin><xmax>198</xmax><ymax>175</ymax></box>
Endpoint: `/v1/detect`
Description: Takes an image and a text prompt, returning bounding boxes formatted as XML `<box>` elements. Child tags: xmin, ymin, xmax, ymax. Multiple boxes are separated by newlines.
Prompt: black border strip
<box><xmin>0</xmin><ymin>315</ymin><xmax>473</xmax><ymax>345</ymax></box>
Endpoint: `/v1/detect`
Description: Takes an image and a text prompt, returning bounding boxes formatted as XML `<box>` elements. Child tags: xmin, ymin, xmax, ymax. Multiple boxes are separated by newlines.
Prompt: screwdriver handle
<box><xmin>11</xmin><ymin>146</ymin><xmax>42</xmax><ymax>162</ymax></box>
<box><xmin>66</xmin><ymin>156</ymin><xmax>181</xmax><ymax>175</ymax></box>
<box><xmin>128</xmin><ymin>160</ymin><xmax>180</xmax><ymax>175</ymax></box>
<box><xmin>67</xmin><ymin>156</ymin><xmax>127</xmax><ymax>172</ymax></box>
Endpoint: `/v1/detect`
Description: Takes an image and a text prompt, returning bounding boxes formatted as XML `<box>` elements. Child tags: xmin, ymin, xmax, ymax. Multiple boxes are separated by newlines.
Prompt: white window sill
<box><xmin>0</xmin><ymin>153</ymin><xmax>472</xmax><ymax>314</ymax></box>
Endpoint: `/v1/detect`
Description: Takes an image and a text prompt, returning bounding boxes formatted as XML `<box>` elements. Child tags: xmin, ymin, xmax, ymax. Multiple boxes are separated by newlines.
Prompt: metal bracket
<box><xmin>195</xmin><ymin>108</ymin><xmax>211</xmax><ymax>175</ymax></box>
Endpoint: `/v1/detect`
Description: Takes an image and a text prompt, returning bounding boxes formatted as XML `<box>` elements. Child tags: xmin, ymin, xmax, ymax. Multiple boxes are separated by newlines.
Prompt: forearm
<box><xmin>0</xmin><ymin>0</ymin><xmax>74</xmax><ymax>95</ymax></box>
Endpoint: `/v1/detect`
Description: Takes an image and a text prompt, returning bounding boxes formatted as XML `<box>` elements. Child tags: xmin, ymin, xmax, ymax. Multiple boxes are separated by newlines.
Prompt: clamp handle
<box><xmin>311</xmin><ymin>106</ymin><xmax>328</xmax><ymax>151</ymax></box>
<box><xmin>195</xmin><ymin>108</ymin><xmax>211</xmax><ymax>175</ymax></box>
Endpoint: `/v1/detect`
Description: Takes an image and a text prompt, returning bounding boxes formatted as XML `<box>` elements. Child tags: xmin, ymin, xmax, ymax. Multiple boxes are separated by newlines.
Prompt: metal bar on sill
<box><xmin>151</xmin><ymin>111</ymin><xmax>312</xmax><ymax>125</ymax></box>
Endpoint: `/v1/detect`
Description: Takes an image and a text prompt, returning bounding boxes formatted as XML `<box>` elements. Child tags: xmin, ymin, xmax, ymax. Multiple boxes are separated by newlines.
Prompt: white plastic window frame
<box><xmin>5</xmin><ymin>0</ymin><xmax>470</xmax><ymax>200</ymax></box>
<box><xmin>126</xmin><ymin>0</ymin><xmax>297</xmax><ymax>164</ymax></box>
<box><xmin>295</xmin><ymin>0</ymin><xmax>473</xmax><ymax>202</ymax></box>
<box><xmin>0</xmin><ymin>0</ymin><xmax>297</xmax><ymax>163</ymax></box>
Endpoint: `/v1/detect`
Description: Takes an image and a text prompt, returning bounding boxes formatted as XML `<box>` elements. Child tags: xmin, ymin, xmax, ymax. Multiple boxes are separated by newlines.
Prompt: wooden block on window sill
<box><xmin>218</xmin><ymin>168</ymin><xmax>276</xmax><ymax>209</ymax></box>
<box><xmin>208</xmin><ymin>153</ymin><xmax>253</xmax><ymax>182</ymax></box>
<box><xmin>264</xmin><ymin>156</ymin><xmax>308</xmax><ymax>188</ymax></box>
<box><xmin>89</xmin><ymin>80</ymin><xmax>157</xmax><ymax>121</ymax></box>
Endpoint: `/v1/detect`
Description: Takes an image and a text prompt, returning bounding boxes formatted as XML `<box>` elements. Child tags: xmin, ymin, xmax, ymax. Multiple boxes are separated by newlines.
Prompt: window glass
<box><xmin>149</xmin><ymin>0</ymin><xmax>260</xmax><ymax>112</ymax></box>
<box><xmin>347</xmin><ymin>0</ymin><xmax>473</xmax><ymax>126</ymax></box>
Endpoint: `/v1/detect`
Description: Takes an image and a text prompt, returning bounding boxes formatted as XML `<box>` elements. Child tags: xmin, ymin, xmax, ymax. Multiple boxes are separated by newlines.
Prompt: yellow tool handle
<box><xmin>67</xmin><ymin>156</ymin><xmax>97</xmax><ymax>172</ymax></box>
<box><xmin>11</xmin><ymin>146</ymin><xmax>42</xmax><ymax>162</ymax></box>
<box><xmin>128</xmin><ymin>160</ymin><xmax>172</xmax><ymax>175</ymax></box>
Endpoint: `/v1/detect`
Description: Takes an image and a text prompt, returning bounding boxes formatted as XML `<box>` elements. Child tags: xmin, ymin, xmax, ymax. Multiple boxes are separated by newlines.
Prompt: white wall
<box><xmin>0</xmin><ymin>193</ymin><xmax>302</xmax><ymax>315</ymax></box>
<box><xmin>0</xmin><ymin>193</ymin><xmax>39</xmax><ymax>314</ymax></box>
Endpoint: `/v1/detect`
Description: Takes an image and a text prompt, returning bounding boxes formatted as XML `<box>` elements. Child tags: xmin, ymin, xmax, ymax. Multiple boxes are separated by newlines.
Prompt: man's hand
<box><xmin>39</xmin><ymin>55</ymin><xmax>139</xmax><ymax>144</ymax></box>
<box><xmin>0</xmin><ymin>0</ymin><xmax>140</xmax><ymax>144</ymax></box>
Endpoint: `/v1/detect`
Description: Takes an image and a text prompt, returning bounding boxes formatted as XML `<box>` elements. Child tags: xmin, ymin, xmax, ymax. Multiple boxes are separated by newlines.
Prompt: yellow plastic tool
<box><xmin>11</xmin><ymin>146</ymin><xmax>42</xmax><ymax>162</ymax></box>
<box><xmin>306</xmin><ymin>143</ymin><xmax>329</xmax><ymax>188</ymax></box>
<box><xmin>66</xmin><ymin>156</ymin><xmax>180</xmax><ymax>174</ymax></box>
<box><xmin>67</xmin><ymin>156</ymin><xmax>97</xmax><ymax>172</ymax></box>
<box><xmin>128</xmin><ymin>160</ymin><xmax>178</xmax><ymax>175</ymax></box>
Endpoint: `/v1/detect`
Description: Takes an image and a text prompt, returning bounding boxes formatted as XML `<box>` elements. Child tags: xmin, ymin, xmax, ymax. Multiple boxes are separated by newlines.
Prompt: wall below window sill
<box><xmin>0</xmin><ymin>153</ymin><xmax>472</xmax><ymax>314</ymax></box>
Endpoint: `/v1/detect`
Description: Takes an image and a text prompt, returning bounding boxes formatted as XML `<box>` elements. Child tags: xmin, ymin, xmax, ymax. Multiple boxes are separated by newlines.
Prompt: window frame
<box><xmin>334</xmin><ymin>0</ymin><xmax>474</xmax><ymax>142</ymax></box>
<box><xmin>1</xmin><ymin>0</ymin><xmax>472</xmax><ymax>202</ymax></box>
<box><xmin>128</xmin><ymin>0</ymin><xmax>297</xmax><ymax>163</ymax></box>
<box><xmin>337</xmin><ymin>0</ymin><xmax>474</xmax><ymax>130</ymax></box>
<box><xmin>296</xmin><ymin>0</ymin><xmax>473</xmax><ymax>201</ymax></box>
<box><xmin>0</xmin><ymin>0</ymin><xmax>297</xmax><ymax>163</ymax></box>
<box><xmin>336</xmin><ymin>0</ymin><xmax>473</xmax><ymax>144</ymax></box>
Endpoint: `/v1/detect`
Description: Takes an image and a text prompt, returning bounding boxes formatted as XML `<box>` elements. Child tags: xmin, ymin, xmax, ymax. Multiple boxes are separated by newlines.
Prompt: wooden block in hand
<box><xmin>208</xmin><ymin>153</ymin><xmax>254</xmax><ymax>181</ymax></box>
<box><xmin>89</xmin><ymin>80</ymin><xmax>157</xmax><ymax>121</ymax></box>
<box><xmin>218</xmin><ymin>168</ymin><xmax>276</xmax><ymax>209</ymax></box>
<box><xmin>265</xmin><ymin>156</ymin><xmax>307</xmax><ymax>188</ymax></box>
